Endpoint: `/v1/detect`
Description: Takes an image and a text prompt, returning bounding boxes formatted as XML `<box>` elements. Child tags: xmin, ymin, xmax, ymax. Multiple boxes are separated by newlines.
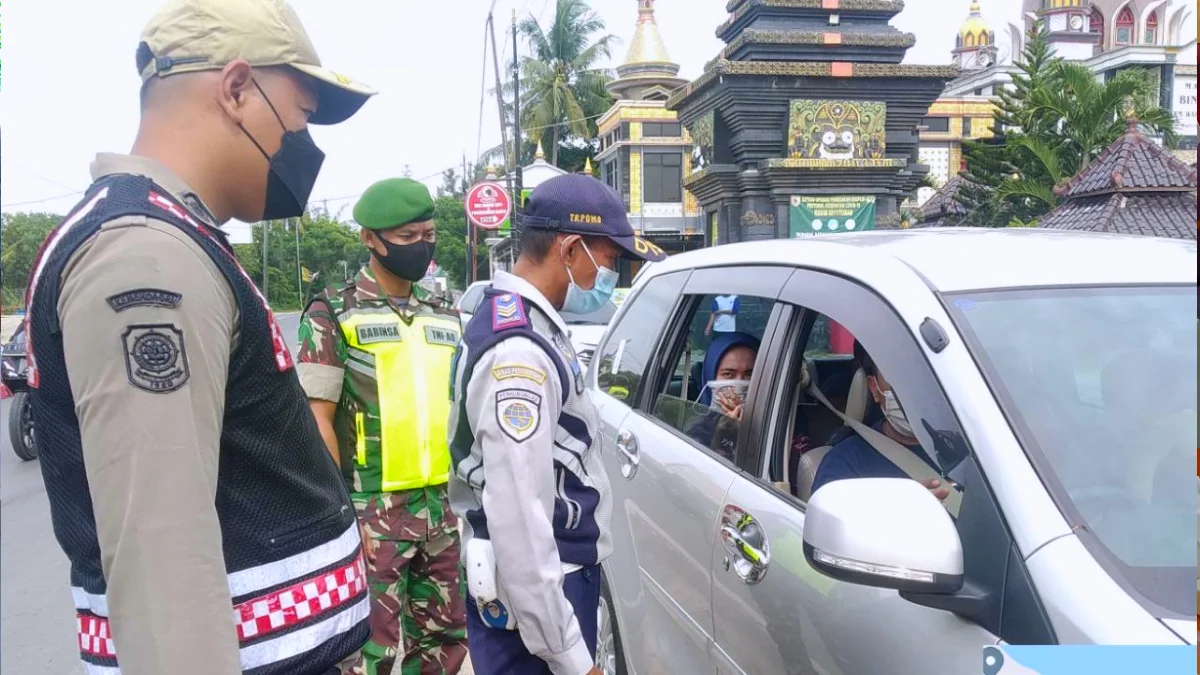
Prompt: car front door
<box><xmin>592</xmin><ymin>266</ymin><xmax>792</xmax><ymax>675</ymax></box>
<box><xmin>709</xmin><ymin>268</ymin><xmax>1054</xmax><ymax>675</ymax></box>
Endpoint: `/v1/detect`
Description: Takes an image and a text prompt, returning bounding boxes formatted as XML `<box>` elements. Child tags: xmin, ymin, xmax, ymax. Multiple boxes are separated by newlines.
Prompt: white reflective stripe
<box><xmin>82</xmin><ymin>663</ymin><xmax>121</xmax><ymax>675</ymax></box>
<box><xmin>30</xmin><ymin>187</ymin><xmax>109</xmax><ymax>295</ymax></box>
<box><xmin>239</xmin><ymin>595</ymin><xmax>369</xmax><ymax>671</ymax></box>
<box><xmin>226</xmin><ymin>521</ymin><xmax>361</xmax><ymax>598</ymax></box>
<box><xmin>72</xmin><ymin>587</ymin><xmax>109</xmax><ymax>617</ymax></box>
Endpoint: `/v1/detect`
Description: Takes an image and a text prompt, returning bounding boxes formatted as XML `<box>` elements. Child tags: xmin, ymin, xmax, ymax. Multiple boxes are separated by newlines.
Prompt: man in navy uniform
<box><xmin>447</xmin><ymin>174</ymin><xmax>666</xmax><ymax>675</ymax></box>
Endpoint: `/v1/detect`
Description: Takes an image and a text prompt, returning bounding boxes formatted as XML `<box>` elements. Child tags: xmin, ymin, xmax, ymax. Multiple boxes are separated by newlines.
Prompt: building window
<box><xmin>963</xmin><ymin>117</ymin><xmax>972</xmax><ymax>137</ymax></box>
<box><xmin>643</xmin><ymin>152</ymin><xmax>683</xmax><ymax>203</ymax></box>
<box><xmin>1115</xmin><ymin>7</ymin><xmax>1134</xmax><ymax>45</ymax></box>
<box><xmin>642</xmin><ymin>122</ymin><xmax>682</xmax><ymax>138</ymax></box>
<box><xmin>1089</xmin><ymin>7</ymin><xmax>1105</xmax><ymax>45</ymax></box>
<box><xmin>603</xmin><ymin>159</ymin><xmax>619</xmax><ymax>192</ymax></box>
<box><xmin>620</xmin><ymin>148</ymin><xmax>631</xmax><ymax>211</ymax></box>
<box><xmin>922</xmin><ymin>116</ymin><xmax>951</xmax><ymax>133</ymax></box>
<box><xmin>1144</xmin><ymin>10</ymin><xmax>1158</xmax><ymax>44</ymax></box>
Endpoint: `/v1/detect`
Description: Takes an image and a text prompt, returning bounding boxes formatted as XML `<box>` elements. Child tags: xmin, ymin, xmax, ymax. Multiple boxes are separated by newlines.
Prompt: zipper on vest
<box><xmin>355</xmin><ymin>412</ymin><xmax>367</xmax><ymax>466</ymax></box>
<box><xmin>410</xmin><ymin>324</ymin><xmax>432</xmax><ymax>485</ymax></box>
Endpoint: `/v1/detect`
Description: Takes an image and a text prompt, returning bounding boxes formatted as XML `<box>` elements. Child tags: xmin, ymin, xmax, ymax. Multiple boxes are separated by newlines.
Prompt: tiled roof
<box><xmin>1056</xmin><ymin>121</ymin><xmax>1198</xmax><ymax>199</ymax></box>
<box><xmin>1040</xmin><ymin>192</ymin><xmax>1197</xmax><ymax>240</ymax></box>
<box><xmin>916</xmin><ymin>175</ymin><xmax>969</xmax><ymax>223</ymax></box>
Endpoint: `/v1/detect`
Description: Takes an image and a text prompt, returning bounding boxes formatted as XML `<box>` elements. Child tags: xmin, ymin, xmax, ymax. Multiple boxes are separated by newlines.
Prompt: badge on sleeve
<box><xmin>122</xmin><ymin>324</ymin><xmax>190</xmax><ymax>393</ymax></box>
<box><xmin>495</xmin><ymin>389</ymin><xmax>542</xmax><ymax>443</ymax></box>
<box><xmin>492</xmin><ymin>294</ymin><xmax>528</xmax><ymax>331</ymax></box>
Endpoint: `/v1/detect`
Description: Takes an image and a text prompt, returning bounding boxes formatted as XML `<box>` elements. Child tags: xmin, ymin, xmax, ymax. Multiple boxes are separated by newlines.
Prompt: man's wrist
<box><xmin>545</xmin><ymin>638</ymin><xmax>594</xmax><ymax>675</ymax></box>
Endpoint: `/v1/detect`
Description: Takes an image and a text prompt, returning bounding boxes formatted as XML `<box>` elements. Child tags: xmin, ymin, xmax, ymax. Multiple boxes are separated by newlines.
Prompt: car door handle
<box><xmin>720</xmin><ymin>508</ymin><xmax>770</xmax><ymax>584</ymax></box>
<box><xmin>614</xmin><ymin>429</ymin><xmax>640</xmax><ymax>480</ymax></box>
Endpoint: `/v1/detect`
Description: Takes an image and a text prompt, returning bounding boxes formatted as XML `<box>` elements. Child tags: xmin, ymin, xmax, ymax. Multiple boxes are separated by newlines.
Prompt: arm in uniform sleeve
<box><xmin>466</xmin><ymin>338</ymin><xmax>594</xmax><ymax>675</ymax></box>
<box><xmin>58</xmin><ymin>220</ymin><xmax>241</xmax><ymax>675</ymax></box>
<box><xmin>297</xmin><ymin>302</ymin><xmax>346</xmax><ymax>402</ymax></box>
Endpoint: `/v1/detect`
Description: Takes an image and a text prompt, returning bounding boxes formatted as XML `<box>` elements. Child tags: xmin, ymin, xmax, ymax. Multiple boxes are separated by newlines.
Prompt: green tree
<box><xmin>958</xmin><ymin>21</ymin><xmax>1176</xmax><ymax>226</ymax></box>
<box><xmin>515</xmin><ymin>0</ymin><xmax>616</xmax><ymax>167</ymax></box>
<box><xmin>1</xmin><ymin>212</ymin><xmax>61</xmax><ymax>308</ymax></box>
<box><xmin>433</xmin><ymin>196</ymin><xmax>488</xmax><ymax>291</ymax></box>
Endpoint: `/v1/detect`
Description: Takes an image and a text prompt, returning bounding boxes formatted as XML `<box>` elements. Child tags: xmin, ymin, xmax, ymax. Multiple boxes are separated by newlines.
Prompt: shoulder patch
<box><xmin>424</xmin><ymin>325</ymin><xmax>460</xmax><ymax>347</ymax></box>
<box><xmin>106</xmin><ymin>288</ymin><xmax>182</xmax><ymax>312</ymax></box>
<box><xmin>495</xmin><ymin>388</ymin><xmax>542</xmax><ymax>443</ymax></box>
<box><xmin>492</xmin><ymin>294</ymin><xmax>528</xmax><ymax>331</ymax></box>
<box><xmin>122</xmin><ymin>324</ymin><xmax>190</xmax><ymax>393</ymax></box>
<box><xmin>491</xmin><ymin>363</ymin><xmax>548</xmax><ymax>385</ymax></box>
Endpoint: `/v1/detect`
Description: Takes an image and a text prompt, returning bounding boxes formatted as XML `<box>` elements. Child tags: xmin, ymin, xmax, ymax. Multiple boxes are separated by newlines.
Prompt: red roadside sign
<box><xmin>465</xmin><ymin>181</ymin><xmax>512</xmax><ymax>230</ymax></box>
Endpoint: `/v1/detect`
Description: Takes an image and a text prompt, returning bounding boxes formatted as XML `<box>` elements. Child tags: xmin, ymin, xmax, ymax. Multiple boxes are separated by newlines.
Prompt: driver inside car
<box><xmin>811</xmin><ymin>341</ymin><xmax>950</xmax><ymax>502</ymax></box>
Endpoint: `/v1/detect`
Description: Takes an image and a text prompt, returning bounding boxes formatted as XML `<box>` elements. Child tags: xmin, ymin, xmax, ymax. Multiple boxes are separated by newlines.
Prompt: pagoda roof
<box><xmin>1039</xmin><ymin>193</ymin><xmax>1197</xmax><ymax>240</ymax></box>
<box><xmin>915</xmin><ymin>175</ymin><xmax>970</xmax><ymax>225</ymax></box>
<box><xmin>1054</xmin><ymin>119</ymin><xmax>1198</xmax><ymax>199</ymax></box>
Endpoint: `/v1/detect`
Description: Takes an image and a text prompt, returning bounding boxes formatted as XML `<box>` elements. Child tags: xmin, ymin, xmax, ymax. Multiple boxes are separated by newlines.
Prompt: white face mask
<box><xmin>881</xmin><ymin>388</ymin><xmax>914</xmax><ymax>437</ymax></box>
<box><xmin>704</xmin><ymin>379</ymin><xmax>751</xmax><ymax>410</ymax></box>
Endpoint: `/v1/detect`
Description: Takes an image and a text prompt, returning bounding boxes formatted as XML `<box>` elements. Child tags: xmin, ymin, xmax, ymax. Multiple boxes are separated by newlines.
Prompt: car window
<box><xmin>645</xmin><ymin>293</ymin><xmax>777</xmax><ymax>465</ymax></box>
<box><xmin>594</xmin><ymin>272</ymin><xmax>688</xmax><ymax>406</ymax></box>
<box><xmin>458</xmin><ymin>285</ymin><xmax>486</xmax><ymax>314</ymax></box>
<box><xmin>946</xmin><ymin>285</ymin><xmax>1196</xmax><ymax>617</ymax></box>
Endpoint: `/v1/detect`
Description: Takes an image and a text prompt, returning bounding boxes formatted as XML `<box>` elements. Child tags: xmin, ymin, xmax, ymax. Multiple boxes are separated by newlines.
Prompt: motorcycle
<box><xmin>1</xmin><ymin>322</ymin><xmax>37</xmax><ymax>461</ymax></box>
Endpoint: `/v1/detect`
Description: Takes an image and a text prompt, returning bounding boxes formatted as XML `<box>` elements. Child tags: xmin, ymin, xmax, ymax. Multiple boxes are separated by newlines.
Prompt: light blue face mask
<box><xmin>562</xmin><ymin>239</ymin><xmax>618</xmax><ymax>315</ymax></box>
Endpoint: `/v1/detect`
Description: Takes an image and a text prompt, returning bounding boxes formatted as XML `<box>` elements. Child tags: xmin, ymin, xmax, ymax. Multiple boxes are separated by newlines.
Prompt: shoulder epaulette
<box><xmin>491</xmin><ymin>293</ymin><xmax>529</xmax><ymax>332</ymax></box>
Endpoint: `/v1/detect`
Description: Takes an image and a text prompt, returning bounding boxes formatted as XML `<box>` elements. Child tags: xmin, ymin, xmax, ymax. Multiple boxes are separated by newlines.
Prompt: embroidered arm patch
<box><xmin>106</xmin><ymin>288</ymin><xmax>182</xmax><ymax>312</ymax></box>
<box><xmin>495</xmin><ymin>389</ymin><xmax>542</xmax><ymax>443</ymax></box>
<box><xmin>491</xmin><ymin>363</ymin><xmax>548</xmax><ymax>385</ymax></box>
<box><xmin>122</xmin><ymin>324</ymin><xmax>190</xmax><ymax>393</ymax></box>
<box><xmin>492</xmin><ymin>294</ymin><xmax>528</xmax><ymax>331</ymax></box>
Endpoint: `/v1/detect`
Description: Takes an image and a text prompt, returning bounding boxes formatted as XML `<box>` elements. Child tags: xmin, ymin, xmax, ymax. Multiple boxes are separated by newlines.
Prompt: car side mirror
<box><xmin>803</xmin><ymin>477</ymin><xmax>963</xmax><ymax>595</ymax></box>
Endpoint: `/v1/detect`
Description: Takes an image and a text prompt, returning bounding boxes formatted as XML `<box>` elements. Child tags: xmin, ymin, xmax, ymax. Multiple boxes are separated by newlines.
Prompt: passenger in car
<box><xmin>810</xmin><ymin>342</ymin><xmax>951</xmax><ymax>501</ymax></box>
<box><xmin>687</xmin><ymin>332</ymin><xmax>759</xmax><ymax>460</ymax></box>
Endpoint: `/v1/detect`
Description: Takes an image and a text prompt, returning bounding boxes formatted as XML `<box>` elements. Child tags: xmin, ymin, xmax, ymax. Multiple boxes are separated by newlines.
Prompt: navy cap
<box><xmin>521</xmin><ymin>174</ymin><xmax>667</xmax><ymax>262</ymax></box>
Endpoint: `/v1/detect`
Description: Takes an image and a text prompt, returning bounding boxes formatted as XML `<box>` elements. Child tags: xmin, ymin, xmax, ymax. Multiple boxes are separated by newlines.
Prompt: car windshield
<box><xmin>458</xmin><ymin>285</ymin><xmax>486</xmax><ymax>315</ymax></box>
<box><xmin>947</xmin><ymin>285</ymin><xmax>1196</xmax><ymax>617</ymax></box>
<box><xmin>561</xmin><ymin>301</ymin><xmax>617</xmax><ymax>326</ymax></box>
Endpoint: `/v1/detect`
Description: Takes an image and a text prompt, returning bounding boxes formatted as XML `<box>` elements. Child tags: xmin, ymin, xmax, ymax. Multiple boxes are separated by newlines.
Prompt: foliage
<box><xmin>432</xmin><ymin>195</ymin><xmax>489</xmax><ymax>291</ymax></box>
<box><xmin>1</xmin><ymin>212</ymin><xmax>60</xmax><ymax>309</ymax></box>
<box><xmin>957</xmin><ymin>21</ymin><xmax>1178</xmax><ymax>226</ymax></box>
<box><xmin>513</xmin><ymin>0</ymin><xmax>616</xmax><ymax>166</ymax></box>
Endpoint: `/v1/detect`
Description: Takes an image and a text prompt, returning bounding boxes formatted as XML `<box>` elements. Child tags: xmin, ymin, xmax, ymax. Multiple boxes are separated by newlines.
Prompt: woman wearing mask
<box><xmin>688</xmin><ymin>332</ymin><xmax>761</xmax><ymax>461</ymax></box>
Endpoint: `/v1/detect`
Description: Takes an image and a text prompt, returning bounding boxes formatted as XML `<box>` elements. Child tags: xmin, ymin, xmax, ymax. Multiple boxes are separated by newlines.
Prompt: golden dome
<box><xmin>958</xmin><ymin>2</ymin><xmax>992</xmax><ymax>46</ymax></box>
<box><xmin>625</xmin><ymin>0</ymin><xmax>672</xmax><ymax>66</ymax></box>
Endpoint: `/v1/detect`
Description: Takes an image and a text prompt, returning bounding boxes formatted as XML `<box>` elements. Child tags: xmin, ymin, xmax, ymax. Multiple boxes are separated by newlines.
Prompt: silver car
<box><xmin>587</xmin><ymin>228</ymin><xmax>1196</xmax><ymax>675</ymax></box>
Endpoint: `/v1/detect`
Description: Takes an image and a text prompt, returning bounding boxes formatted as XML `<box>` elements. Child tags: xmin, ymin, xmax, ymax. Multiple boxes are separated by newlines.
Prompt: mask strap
<box><xmin>236</xmin><ymin>79</ymin><xmax>291</xmax><ymax>162</ymax></box>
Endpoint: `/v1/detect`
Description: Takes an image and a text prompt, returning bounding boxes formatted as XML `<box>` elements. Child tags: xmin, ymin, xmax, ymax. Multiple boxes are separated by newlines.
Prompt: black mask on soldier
<box><xmin>372</xmin><ymin>237</ymin><xmax>436</xmax><ymax>282</ymax></box>
<box><xmin>239</xmin><ymin>79</ymin><xmax>325</xmax><ymax>221</ymax></box>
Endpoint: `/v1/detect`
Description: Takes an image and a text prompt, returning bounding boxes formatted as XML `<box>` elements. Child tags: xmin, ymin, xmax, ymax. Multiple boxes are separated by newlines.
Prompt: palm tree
<box><xmin>515</xmin><ymin>0</ymin><xmax>616</xmax><ymax>167</ymax></box>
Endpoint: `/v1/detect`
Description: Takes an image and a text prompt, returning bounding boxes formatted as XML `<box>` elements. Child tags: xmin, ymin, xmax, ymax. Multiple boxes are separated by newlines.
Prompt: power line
<box><xmin>2</xmin><ymin>191</ymin><xmax>85</xmax><ymax>209</ymax></box>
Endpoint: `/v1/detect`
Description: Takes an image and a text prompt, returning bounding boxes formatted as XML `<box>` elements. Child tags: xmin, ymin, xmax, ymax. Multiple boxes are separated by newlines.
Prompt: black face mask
<box><xmin>373</xmin><ymin>237</ymin><xmax>436</xmax><ymax>282</ymax></box>
<box><xmin>240</xmin><ymin>80</ymin><xmax>325</xmax><ymax>221</ymax></box>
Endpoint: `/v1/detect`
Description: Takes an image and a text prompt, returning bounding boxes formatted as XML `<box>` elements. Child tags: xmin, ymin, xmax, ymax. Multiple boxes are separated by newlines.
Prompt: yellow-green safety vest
<box><xmin>338</xmin><ymin>310</ymin><xmax>459</xmax><ymax>492</ymax></box>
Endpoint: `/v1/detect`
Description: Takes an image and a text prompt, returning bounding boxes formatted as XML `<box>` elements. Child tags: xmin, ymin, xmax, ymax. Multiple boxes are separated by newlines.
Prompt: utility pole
<box><xmin>512</xmin><ymin>8</ymin><xmax>523</xmax><ymax>201</ymax></box>
<box><xmin>464</xmin><ymin>153</ymin><xmax>474</xmax><ymax>285</ymax></box>
<box><xmin>487</xmin><ymin>4</ymin><xmax>513</xmax><ymax>200</ymax></box>
<box><xmin>294</xmin><ymin>217</ymin><xmax>302</xmax><ymax>301</ymax></box>
<box><xmin>261</xmin><ymin>220</ymin><xmax>270</xmax><ymax>303</ymax></box>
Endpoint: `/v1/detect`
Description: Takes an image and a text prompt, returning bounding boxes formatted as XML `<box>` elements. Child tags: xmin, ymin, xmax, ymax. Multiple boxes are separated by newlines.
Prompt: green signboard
<box><xmin>789</xmin><ymin>195</ymin><xmax>876</xmax><ymax>236</ymax></box>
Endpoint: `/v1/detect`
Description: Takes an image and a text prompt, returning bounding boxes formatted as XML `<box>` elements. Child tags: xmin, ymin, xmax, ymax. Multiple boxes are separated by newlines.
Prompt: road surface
<box><xmin>0</xmin><ymin>314</ymin><xmax>480</xmax><ymax>674</ymax></box>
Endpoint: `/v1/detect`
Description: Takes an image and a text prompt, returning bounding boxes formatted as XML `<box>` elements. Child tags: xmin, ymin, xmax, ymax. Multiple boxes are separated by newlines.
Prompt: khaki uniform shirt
<box><xmin>57</xmin><ymin>153</ymin><xmax>242</xmax><ymax>674</ymax></box>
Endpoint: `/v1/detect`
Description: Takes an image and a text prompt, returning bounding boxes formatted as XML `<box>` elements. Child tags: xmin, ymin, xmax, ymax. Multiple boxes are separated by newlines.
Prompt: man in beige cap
<box><xmin>24</xmin><ymin>1</ymin><xmax>376</xmax><ymax>674</ymax></box>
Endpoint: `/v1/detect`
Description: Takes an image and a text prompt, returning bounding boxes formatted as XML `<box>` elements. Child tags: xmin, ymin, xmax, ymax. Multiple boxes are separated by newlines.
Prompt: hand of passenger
<box><xmin>922</xmin><ymin>478</ymin><xmax>951</xmax><ymax>502</ymax></box>
<box><xmin>716</xmin><ymin>389</ymin><xmax>744</xmax><ymax>421</ymax></box>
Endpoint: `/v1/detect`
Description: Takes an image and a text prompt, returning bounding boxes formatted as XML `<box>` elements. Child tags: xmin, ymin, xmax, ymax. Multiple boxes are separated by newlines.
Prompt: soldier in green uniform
<box><xmin>297</xmin><ymin>178</ymin><xmax>468</xmax><ymax>675</ymax></box>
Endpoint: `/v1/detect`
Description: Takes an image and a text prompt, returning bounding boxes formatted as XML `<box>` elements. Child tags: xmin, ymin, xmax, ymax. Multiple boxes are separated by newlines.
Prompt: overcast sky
<box><xmin>1</xmin><ymin>0</ymin><xmax>1194</xmax><ymax>241</ymax></box>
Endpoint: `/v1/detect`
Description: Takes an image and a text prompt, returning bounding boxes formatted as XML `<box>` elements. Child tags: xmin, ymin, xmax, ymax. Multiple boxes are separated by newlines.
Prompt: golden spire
<box><xmin>624</xmin><ymin>0</ymin><xmax>672</xmax><ymax>65</ymax></box>
<box><xmin>584</xmin><ymin>157</ymin><xmax>594</xmax><ymax>174</ymax></box>
<box><xmin>959</xmin><ymin>0</ymin><xmax>991</xmax><ymax>44</ymax></box>
<box><xmin>535</xmin><ymin>140</ymin><xmax>546</xmax><ymax>161</ymax></box>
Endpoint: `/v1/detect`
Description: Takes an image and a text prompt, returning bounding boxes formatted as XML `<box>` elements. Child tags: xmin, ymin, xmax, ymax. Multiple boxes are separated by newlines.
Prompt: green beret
<box><xmin>353</xmin><ymin>178</ymin><xmax>436</xmax><ymax>231</ymax></box>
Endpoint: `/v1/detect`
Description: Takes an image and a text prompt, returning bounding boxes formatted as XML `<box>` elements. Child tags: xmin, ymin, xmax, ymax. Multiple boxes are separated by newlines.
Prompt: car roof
<box><xmin>644</xmin><ymin>228</ymin><xmax>1197</xmax><ymax>293</ymax></box>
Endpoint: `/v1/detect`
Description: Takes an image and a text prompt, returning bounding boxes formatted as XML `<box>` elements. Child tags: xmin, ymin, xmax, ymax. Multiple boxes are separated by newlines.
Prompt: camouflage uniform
<box><xmin>298</xmin><ymin>266</ymin><xmax>467</xmax><ymax>675</ymax></box>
